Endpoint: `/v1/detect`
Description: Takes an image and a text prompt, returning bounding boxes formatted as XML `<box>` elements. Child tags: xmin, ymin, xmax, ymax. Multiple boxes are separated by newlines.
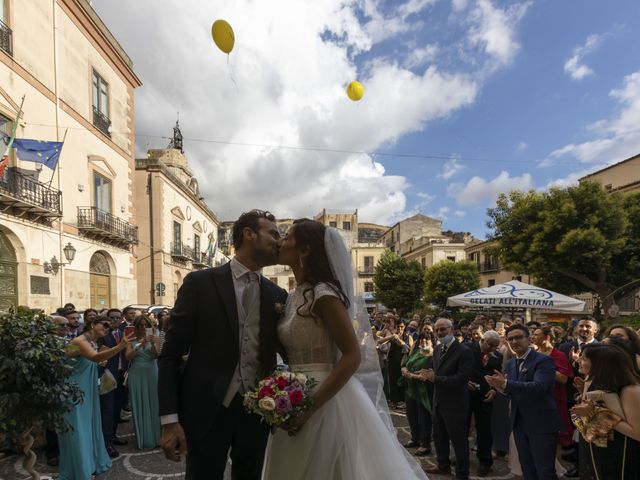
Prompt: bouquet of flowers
<box><xmin>243</xmin><ymin>370</ymin><xmax>317</xmax><ymax>427</ymax></box>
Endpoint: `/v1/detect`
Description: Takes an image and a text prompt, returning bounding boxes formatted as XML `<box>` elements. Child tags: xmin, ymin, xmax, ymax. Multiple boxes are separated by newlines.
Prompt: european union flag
<box><xmin>12</xmin><ymin>138</ymin><xmax>64</xmax><ymax>170</ymax></box>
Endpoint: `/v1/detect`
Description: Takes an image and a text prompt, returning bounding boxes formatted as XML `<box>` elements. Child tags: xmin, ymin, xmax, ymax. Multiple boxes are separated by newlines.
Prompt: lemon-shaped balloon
<box><xmin>346</xmin><ymin>81</ymin><xmax>365</xmax><ymax>101</ymax></box>
<box><xmin>211</xmin><ymin>19</ymin><xmax>235</xmax><ymax>54</ymax></box>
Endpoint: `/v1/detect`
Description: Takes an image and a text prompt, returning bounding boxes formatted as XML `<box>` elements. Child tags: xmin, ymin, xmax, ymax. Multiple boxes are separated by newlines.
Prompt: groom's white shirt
<box><xmin>160</xmin><ymin>257</ymin><xmax>262</xmax><ymax>425</ymax></box>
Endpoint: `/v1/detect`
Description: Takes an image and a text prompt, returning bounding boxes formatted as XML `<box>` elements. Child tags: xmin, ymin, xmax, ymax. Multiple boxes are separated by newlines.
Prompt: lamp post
<box><xmin>43</xmin><ymin>242</ymin><xmax>76</xmax><ymax>275</ymax></box>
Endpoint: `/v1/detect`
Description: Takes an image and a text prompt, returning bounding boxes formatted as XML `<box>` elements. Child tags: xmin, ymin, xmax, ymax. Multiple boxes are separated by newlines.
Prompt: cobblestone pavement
<box><xmin>1</xmin><ymin>409</ymin><xmax>523</xmax><ymax>480</ymax></box>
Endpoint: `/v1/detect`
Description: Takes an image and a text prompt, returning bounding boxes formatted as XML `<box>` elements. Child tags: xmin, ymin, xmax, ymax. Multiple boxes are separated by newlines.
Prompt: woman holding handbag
<box><xmin>571</xmin><ymin>344</ymin><xmax>640</xmax><ymax>479</ymax></box>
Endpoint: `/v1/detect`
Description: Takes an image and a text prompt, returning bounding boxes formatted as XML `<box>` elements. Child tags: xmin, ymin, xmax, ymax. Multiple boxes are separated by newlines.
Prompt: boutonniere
<box><xmin>274</xmin><ymin>303</ymin><xmax>285</xmax><ymax>317</ymax></box>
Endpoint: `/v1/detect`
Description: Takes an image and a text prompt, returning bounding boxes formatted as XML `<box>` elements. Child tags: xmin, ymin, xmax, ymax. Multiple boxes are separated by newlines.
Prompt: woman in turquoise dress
<box><xmin>125</xmin><ymin>315</ymin><xmax>161</xmax><ymax>449</ymax></box>
<box><xmin>58</xmin><ymin>315</ymin><xmax>133</xmax><ymax>479</ymax></box>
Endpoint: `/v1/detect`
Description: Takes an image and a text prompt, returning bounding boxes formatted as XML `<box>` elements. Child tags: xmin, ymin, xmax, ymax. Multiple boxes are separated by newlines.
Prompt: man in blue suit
<box><xmin>485</xmin><ymin>324</ymin><xmax>561</xmax><ymax>480</ymax></box>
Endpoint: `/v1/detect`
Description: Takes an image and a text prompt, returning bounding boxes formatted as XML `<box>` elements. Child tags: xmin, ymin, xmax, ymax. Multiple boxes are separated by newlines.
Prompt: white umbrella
<box><xmin>447</xmin><ymin>280</ymin><xmax>586</xmax><ymax>312</ymax></box>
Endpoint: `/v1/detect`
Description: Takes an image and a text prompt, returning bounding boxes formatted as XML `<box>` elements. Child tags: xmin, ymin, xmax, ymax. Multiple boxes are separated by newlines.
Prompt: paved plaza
<box><xmin>0</xmin><ymin>409</ymin><xmax>525</xmax><ymax>480</ymax></box>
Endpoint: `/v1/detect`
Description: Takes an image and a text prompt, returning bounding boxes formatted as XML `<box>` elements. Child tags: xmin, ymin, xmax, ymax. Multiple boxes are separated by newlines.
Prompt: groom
<box><xmin>158</xmin><ymin>210</ymin><xmax>288</xmax><ymax>479</ymax></box>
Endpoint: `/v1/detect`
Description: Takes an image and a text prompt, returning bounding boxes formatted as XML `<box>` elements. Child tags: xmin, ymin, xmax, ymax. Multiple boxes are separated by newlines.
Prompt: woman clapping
<box><xmin>58</xmin><ymin>315</ymin><xmax>134</xmax><ymax>480</ymax></box>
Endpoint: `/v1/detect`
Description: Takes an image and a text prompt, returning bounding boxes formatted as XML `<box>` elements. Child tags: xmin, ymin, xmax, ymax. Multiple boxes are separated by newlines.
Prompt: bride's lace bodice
<box><xmin>278</xmin><ymin>282</ymin><xmax>338</xmax><ymax>365</ymax></box>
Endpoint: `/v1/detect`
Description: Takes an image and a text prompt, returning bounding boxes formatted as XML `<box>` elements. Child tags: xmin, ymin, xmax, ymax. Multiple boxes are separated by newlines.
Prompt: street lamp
<box><xmin>44</xmin><ymin>242</ymin><xmax>76</xmax><ymax>275</ymax></box>
<box><xmin>63</xmin><ymin>242</ymin><xmax>77</xmax><ymax>263</ymax></box>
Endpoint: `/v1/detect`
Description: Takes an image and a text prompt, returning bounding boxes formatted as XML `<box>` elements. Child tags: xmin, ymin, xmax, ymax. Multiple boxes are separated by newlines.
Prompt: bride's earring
<box><xmin>299</xmin><ymin>256</ymin><xmax>304</xmax><ymax>270</ymax></box>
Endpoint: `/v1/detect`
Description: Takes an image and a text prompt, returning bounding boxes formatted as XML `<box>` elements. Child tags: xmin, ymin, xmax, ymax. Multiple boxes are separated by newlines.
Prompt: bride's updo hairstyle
<box><xmin>291</xmin><ymin>218</ymin><xmax>350</xmax><ymax>317</ymax></box>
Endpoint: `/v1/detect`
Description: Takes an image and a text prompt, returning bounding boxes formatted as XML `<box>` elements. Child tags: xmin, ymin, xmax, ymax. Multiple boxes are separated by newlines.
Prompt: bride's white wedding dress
<box><xmin>262</xmin><ymin>283</ymin><xmax>428</xmax><ymax>480</ymax></box>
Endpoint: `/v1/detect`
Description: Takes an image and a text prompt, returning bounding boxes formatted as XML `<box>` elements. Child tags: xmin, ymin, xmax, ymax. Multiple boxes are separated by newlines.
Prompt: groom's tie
<box><xmin>242</xmin><ymin>271</ymin><xmax>259</xmax><ymax>316</ymax></box>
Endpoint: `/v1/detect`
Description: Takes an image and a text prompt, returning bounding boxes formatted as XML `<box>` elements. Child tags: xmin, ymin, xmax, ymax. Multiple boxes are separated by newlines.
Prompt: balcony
<box><xmin>0</xmin><ymin>19</ymin><xmax>12</xmax><ymax>56</ymax></box>
<box><xmin>192</xmin><ymin>251</ymin><xmax>213</xmax><ymax>269</ymax></box>
<box><xmin>480</xmin><ymin>260</ymin><xmax>500</xmax><ymax>273</ymax></box>
<box><xmin>358</xmin><ymin>265</ymin><xmax>376</xmax><ymax>276</ymax></box>
<box><xmin>0</xmin><ymin>168</ymin><xmax>62</xmax><ymax>222</ymax></box>
<box><xmin>170</xmin><ymin>242</ymin><xmax>193</xmax><ymax>262</ymax></box>
<box><xmin>92</xmin><ymin>107</ymin><xmax>111</xmax><ymax>137</ymax></box>
<box><xmin>77</xmin><ymin>206</ymin><xmax>138</xmax><ymax>248</ymax></box>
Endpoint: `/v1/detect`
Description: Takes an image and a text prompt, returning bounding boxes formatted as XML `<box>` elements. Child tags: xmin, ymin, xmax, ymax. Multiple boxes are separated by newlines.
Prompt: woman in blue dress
<box><xmin>125</xmin><ymin>315</ymin><xmax>161</xmax><ymax>449</ymax></box>
<box><xmin>58</xmin><ymin>315</ymin><xmax>133</xmax><ymax>479</ymax></box>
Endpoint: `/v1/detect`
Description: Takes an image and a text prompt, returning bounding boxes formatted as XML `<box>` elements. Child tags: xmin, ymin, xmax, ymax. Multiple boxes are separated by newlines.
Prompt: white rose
<box><xmin>258</xmin><ymin>397</ymin><xmax>276</xmax><ymax>412</ymax></box>
<box><xmin>281</xmin><ymin>371</ymin><xmax>295</xmax><ymax>381</ymax></box>
<box><xmin>294</xmin><ymin>373</ymin><xmax>308</xmax><ymax>384</ymax></box>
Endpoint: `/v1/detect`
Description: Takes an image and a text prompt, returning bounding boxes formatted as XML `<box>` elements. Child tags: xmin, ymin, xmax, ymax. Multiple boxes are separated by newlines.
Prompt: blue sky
<box><xmin>95</xmin><ymin>0</ymin><xmax>640</xmax><ymax>238</ymax></box>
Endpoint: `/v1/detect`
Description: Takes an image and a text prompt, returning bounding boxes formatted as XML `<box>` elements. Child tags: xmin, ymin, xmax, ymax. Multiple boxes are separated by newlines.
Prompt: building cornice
<box><xmin>57</xmin><ymin>0</ymin><xmax>142</xmax><ymax>88</ymax></box>
<box><xmin>135</xmin><ymin>158</ymin><xmax>220</xmax><ymax>225</ymax></box>
<box><xmin>579</xmin><ymin>152</ymin><xmax>640</xmax><ymax>181</ymax></box>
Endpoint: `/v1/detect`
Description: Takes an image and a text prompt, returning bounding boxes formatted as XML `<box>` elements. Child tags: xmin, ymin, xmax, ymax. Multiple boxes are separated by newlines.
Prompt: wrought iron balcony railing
<box><xmin>0</xmin><ymin>19</ymin><xmax>12</xmax><ymax>56</ymax></box>
<box><xmin>192</xmin><ymin>251</ymin><xmax>213</xmax><ymax>268</ymax></box>
<box><xmin>0</xmin><ymin>167</ymin><xmax>62</xmax><ymax>219</ymax></box>
<box><xmin>77</xmin><ymin>206</ymin><xmax>138</xmax><ymax>247</ymax></box>
<box><xmin>358</xmin><ymin>266</ymin><xmax>376</xmax><ymax>275</ymax></box>
<box><xmin>92</xmin><ymin>107</ymin><xmax>111</xmax><ymax>137</ymax></box>
<box><xmin>170</xmin><ymin>242</ymin><xmax>193</xmax><ymax>261</ymax></box>
<box><xmin>480</xmin><ymin>260</ymin><xmax>500</xmax><ymax>273</ymax></box>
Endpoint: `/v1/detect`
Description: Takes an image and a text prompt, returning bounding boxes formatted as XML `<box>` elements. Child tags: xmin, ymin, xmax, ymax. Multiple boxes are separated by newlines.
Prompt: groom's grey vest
<box><xmin>222</xmin><ymin>273</ymin><xmax>261</xmax><ymax>406</ymax></box>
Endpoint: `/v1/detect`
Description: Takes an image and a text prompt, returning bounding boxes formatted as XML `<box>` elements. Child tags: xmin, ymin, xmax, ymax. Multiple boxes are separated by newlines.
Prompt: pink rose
<box><xmin>258</xmin><ymin>386</ymin><xmax>275</xmax><ymax>399</ymax></box>
<box><xmin>275</xmin><ymin>377</ymin><xmax>290</xmax><ymax>389</ymax></box>
<box><xmin>288</xmin><ymin>388</ymin><xmax>303</xmax><ymax>406</ymax></box>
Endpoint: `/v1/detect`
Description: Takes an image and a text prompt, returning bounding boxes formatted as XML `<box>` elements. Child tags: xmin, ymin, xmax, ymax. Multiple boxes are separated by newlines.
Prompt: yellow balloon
<box><xmin>211</xmin><ymin>19</ymin><xmax>235</xmax><ymax>54</ymax></box>
<box><xmin>346</xmin><ymin>81</ymin><xmax>365</xmax><ymax>101</ymax></box>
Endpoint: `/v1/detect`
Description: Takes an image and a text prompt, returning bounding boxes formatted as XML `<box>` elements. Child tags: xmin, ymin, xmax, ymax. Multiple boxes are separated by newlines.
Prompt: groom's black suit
<box><xmin>158</xmin><ymin>262</ymin><xmax>287</xmax><ymax>480</ymax></box>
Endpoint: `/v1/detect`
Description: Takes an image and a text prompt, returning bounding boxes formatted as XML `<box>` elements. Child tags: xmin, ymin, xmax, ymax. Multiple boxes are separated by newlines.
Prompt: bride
<box><xmin>262</xmin><ymin>218</ymin><xmax>428</xmax><ymax>479</ymax></box>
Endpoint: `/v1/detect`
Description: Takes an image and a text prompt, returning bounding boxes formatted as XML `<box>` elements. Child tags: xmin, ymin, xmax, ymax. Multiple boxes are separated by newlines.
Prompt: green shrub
<box><xmin>0</xmin><ymin>307</ymin><xmax>82</xmax><ymax>442</ymax></box>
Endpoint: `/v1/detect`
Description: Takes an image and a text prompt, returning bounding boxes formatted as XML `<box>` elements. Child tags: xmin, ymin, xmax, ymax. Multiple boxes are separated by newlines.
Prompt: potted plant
<box><xmin>0</xmin><ymin>307</ymin><xmax>82</xmax><ymax>480</ymax></box>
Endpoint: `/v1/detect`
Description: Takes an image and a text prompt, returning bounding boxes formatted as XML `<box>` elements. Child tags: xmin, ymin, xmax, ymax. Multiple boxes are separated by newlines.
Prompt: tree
<box><xmin>487</xmin><ymin>181</ymin><xmax>639</xmax><ymax>315</ymax></box>
<box><xmin>424</xmin><ymin>260</ymin><xmax>481</xmax><ymax>308</ymax></box>
<box><xmin>373</xmin><ymin>251</ymin><xmax>425</xmax><ymax>315</ymax></box>
<box><xmin>0</xmin><ymin>308</ymin><xmax>82</xmax><ymax>479</ymax></box>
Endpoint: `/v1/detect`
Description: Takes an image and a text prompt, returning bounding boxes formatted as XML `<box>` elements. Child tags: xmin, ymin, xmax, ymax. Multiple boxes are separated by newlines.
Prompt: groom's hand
<box><xmin>161</xmin><ymin>422</ymin><xmax>188</xmax><ymax>461</ymax></box>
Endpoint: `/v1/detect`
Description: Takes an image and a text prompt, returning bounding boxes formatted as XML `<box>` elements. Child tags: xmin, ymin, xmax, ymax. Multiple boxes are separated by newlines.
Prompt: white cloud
<box><xmin>417</xmin><ymin>191</ymin><xmax>436</xmax><ymax>202</ymax></box>
<box><xmin>403</xmin><ymin>44</ymin><xmax>440</xmax><ymax>69</ymax></box>
<box><xmin>543</xmin><ymin>166</ymin><xmax>605</xmax><ymax>190</ymax></box>
<box><xmin>92</xmin><ymin>0</ymin><xmax>528</xmax><ymax>223</ymax></box>
<box><xmin>549</xmin><ymin>70</ymin><xmax>640</xmax><ymax>164</ymax></box>
<box><xmin>454</xmin><ymin>210</ymin><xmax>466</xmax><ymax>218</ymax></box>
<box><xmin>434</xmin><ymin>206</ymin><xmax>450</xmax><ymax>220</ymax></box>
<box><xmin>447</xmin><ymin>171</ymin><xmax>534</xmax><ymax>206</ymax></box>
<box><xmin>467</xmin><ymin>0</ymin><xmax>531</xmax><ymax>70</ymax></box>
<box><xmin>515</xmin><ymin>141</ymin><xmax>528</xmax><ymax>152</ymax></box>
<box><xmin>564</xmin><ymin>34</ymin><xmax>604</xmax><ymax>81</ymax></box>
<box><xmin>438</xmin><ymin>158</ymin><xmax>465</xmax><ymax>179</ymax></box>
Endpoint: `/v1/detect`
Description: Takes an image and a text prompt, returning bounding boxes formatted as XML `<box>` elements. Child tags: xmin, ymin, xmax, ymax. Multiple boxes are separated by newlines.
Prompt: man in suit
<box><xmin>557</xmin><ymin>317</ymin><xmax>599</xmax><ymax>477</ymax></box>
<box><xmin>486</xmin><ymin>324</ymin><xmax>562</xmax><ymax>480</ymax></box>
<box><xmin>97</xmin><ymin>308</ymin><xmax>128</xmax><ymax>458</ymax></box>
<box><xmin>424</xmin><ymin>318</ymin><xmax>473</xmax><ymax>479</ymax></box>
<box><xmin>159</xmin><ymin>210</ymin><xmax>287</xmax><ymax>480</ymax></box>
<box><xmin>467</xmin><ymin>330</ymin><xmax>502</xmax><ymax>477</ymax></box>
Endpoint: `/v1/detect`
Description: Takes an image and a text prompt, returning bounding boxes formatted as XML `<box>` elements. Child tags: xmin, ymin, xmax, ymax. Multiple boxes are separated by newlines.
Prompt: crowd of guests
<box><xmin>373</xmin><ymin>312</ymin><xmax>640</xmax><ymax>479</ymax></box>
<box><xmin>46</xmin><ymin>303</ymin><xmax>171</xmax><ymax>479</ymax></box>
<box><xmin>28</xmin><ymin>301</ymin><xmax>640</xmax><ymax>480</ymax></box>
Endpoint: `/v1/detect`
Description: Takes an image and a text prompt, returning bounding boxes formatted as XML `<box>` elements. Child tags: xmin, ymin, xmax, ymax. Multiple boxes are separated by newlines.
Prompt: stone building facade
<box><xmin>0</xmin><ymin>0</ymin><xmax>141</xmax><ymax>312</ymax></box>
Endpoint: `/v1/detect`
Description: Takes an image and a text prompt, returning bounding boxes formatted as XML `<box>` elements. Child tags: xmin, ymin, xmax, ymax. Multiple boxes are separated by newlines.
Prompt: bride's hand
<box><xmin>282</xmin><ymin>410</ymin><xmax>313</xmax><ymax>436</ymax></box>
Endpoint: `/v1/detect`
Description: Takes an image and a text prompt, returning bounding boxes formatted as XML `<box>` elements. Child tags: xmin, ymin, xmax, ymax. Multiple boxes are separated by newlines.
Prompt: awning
<box><xmin>447</xmin><ymin>280</ymin><xmax>586</xmax><ymax>312</ymax></box>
